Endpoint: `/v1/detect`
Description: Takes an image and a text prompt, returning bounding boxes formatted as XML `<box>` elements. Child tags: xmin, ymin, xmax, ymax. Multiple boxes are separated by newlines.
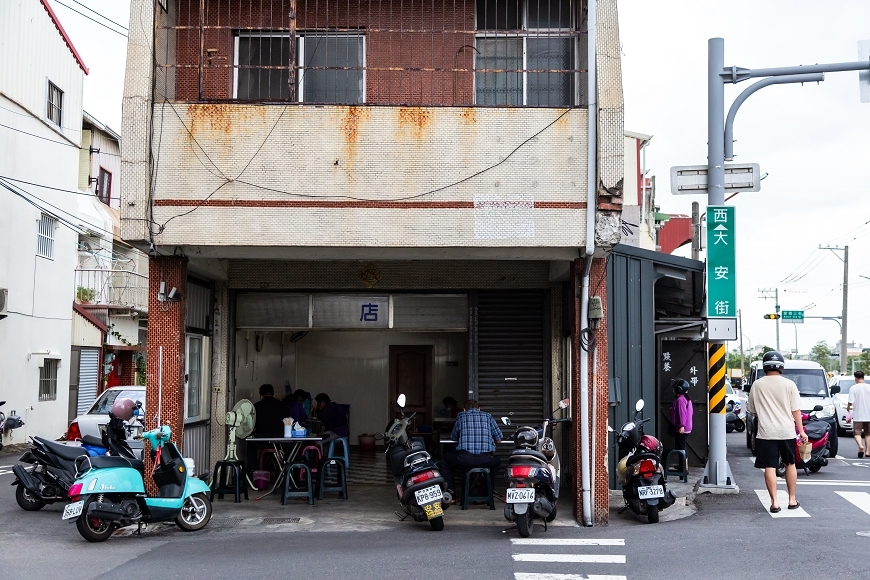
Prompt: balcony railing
<box><xmin>154</xmin><ymin>0</ymin><xmax>588</xmax><ymax>107</ymax></box>
<box><xmin>75</xmin><ymin>268</ymin><xmax>149</xmax><ymax>313</ymax></box>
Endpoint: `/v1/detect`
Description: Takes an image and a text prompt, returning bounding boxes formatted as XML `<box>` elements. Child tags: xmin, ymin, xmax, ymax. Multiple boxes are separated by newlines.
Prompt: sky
<box><xmin>52</xmin><ymin>1</ymin><xmax>870</xmax><ymax>358</ymax></box>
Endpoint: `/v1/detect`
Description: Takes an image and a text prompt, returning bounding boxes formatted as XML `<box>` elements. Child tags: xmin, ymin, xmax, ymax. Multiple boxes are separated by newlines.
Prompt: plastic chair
<box><xmin>258</xmin><ymin>448</ymin><xmax>282</xmax><ymax>478</ymax></box>
<box><xmin>283</xmin><ymin>463</ymin><xmax>314</xmax><ymax>505</ymax></box>
<box><xmin>210</xmin><ymin>459</ymin><xmax>248</xmax><ymax>503</ymax></box>
<box><xmin>317</xmin><ymin>458</ymin><xmax>348</xmax><ymax>500</ymax></box>
<box><xmin>327</xmin><ymin>437</ymin><xmax>350</xmax><ymax>468</ymax></box>
<box><xmin>462</xmin><ymin>467</ymin><xmax>494</xmax><ymax>510</ymax></box>
<box><xmin>664</xmin><ymin>449</ymin><xmax>688</xmax><ymax>483</ymax></box>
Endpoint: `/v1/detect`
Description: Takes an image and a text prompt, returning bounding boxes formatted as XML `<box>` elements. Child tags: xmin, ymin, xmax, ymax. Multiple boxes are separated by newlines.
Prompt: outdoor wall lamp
<box><xmin>157</xmin><ymin>282</ymin><xmax>181</xmax><ymax>303</ymax></box>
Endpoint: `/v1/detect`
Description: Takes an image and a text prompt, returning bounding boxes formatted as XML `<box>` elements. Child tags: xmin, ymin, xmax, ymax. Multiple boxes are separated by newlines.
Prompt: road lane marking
<box><xmin>513</xmin><ymin>554</ymin><xmax>626</xmax><ymax>564</ymax></box>
<box><xmin>515</xmin><ymin>575</ymin><xmax>627</xmax><ymax>580</ymax></box>
<box><xmin>777</xmin><ymin>480</ymin><xmax>870</xmax><ymax>486</ymax></box>
<box><xmin>754</xmin><ymin>490</ymin><xmax>810</xmax><ymax>517</ymax></box>
<box><xmin>511</xmin><ymin>539</ymin><xmax>625</xmax><ymax>546</ymax></box>
<box><xmin>836</xmin><ymin>491</ymin><xmax>870</xmax><ymax>515</ymax></box>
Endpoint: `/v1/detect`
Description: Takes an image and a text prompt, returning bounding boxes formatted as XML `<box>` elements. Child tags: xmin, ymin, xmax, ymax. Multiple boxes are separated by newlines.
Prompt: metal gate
<box><xmin>77</xmin><ymin>348</ymin><xmax>100</xmax><ymax>415</ymax></box>
<box><xmin>475</xmin><ymin>291</ymin><xmax>548</xmax><ymax>442</ymax></box>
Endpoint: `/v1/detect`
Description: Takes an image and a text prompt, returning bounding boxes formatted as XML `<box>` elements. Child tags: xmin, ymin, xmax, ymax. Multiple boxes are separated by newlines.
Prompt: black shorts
<box><xmin>754</xmin><ymin>438</ymin><xmax>797</xmax><ymax>469</ymax></box>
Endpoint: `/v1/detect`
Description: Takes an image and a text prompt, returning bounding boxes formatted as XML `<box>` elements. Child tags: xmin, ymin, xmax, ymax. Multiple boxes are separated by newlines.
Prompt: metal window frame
<box><xmin>97</xmin><ymin>167</ymin><xmax>112</xmax><ymax>205</ymax></box>
<box><xmin>39</xmin><ymin>358</ymin><xmax>59</xmax><ymax>401</ymax></box>
<box><xmin>36</xmin><ymin>213</ymin><xmax>56</xmax><ymax>260</ymax></box>
<box><xmin>46</xmin><ymin>81</ymin><xmax>63</xmax><ymax>127</ymax></box>
<box><xmin>185</xmin><ymin>334</ymin><xmax>203</xmax><ymax>421</ymax></box>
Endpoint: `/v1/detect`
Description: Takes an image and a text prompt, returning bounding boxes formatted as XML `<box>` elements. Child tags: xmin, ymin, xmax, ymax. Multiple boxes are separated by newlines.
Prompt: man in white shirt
<box><xmin>846</xmin><ymin>371</ymin><xmax>870</xmax><ymax>458</ymax></box>
<box><xmin>747</xmin><ymin>351</ymin><xmax>808</xmax><ymax>513</ymax></box>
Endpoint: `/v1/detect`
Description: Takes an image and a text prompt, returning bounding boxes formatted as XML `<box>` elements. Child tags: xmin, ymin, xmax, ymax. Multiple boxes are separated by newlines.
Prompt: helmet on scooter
<box><xmin>762</xmin><ymin>350</ymin><xmax>785</xmax><ymax>373</ymax></box>
<box><xmin>639</xmin><ymin>434</ymin><xmax>662</xmax><ymax>456</ymax></box>
<box><xmin>514</xmin><ymin>426</ymin><xmax>539</xmax><ymax>450</ymax></box>
<box><xmin>111</xmin><ymin>398</ymin><xmax>135</xmax><ymax>421</ymax></box>
<box><xmin>672</xmin><ymin>379</ymin><xmax>690</xmax><ymax>395</ymax></box>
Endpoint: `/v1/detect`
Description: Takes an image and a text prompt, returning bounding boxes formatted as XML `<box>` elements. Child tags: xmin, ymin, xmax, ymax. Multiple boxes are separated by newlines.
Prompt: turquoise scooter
<box><xmin>63</xmin><ymin>424</ymin><xmax>212</xmax><ymax>542</ymax></box>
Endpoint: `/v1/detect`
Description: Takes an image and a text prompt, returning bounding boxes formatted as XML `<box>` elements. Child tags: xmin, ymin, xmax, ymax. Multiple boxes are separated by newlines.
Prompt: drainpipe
<box><xmin>579</xmin><ymin>0</ymin><xmax>596</xmax><ymax>528</ymax></box>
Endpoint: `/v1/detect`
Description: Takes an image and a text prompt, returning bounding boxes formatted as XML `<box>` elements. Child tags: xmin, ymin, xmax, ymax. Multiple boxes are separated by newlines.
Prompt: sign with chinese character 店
<box><xmin>706</xmin><ymin>206</ymin><xmax>736</xmax><ymax>319</ymax></box>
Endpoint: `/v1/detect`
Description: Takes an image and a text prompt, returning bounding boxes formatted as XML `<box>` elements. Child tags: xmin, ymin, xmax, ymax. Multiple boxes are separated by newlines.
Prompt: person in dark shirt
<box><xmin>314</xmin><ymin>393</ymin><xmax>349</xmax><ymax>439</ymax></box>
<box><xmin>253</xmin><ymin>384</ymin><xmax>286</xmax><ymax>438</ymax></box>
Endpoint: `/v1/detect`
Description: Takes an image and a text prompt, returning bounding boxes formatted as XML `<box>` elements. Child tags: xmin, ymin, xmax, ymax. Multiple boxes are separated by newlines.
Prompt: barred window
<box><xmin>96</xmin><ymin>168</ymin><xmax>112</xmax><ymax>205</ymax></box>
<box><xmin>37</xmin><ymin>214</ymin><xmax>56</xmax><ymax>259</ymax></box>
<box><xmin>47</xmin><ymin>82</ymin><xmax>63</xmax><ymax>126</ymax></box>
<box><xmin>39</xmin><ymin>359</ymin><xmax>59</xmax><ymax>401</ymax></box>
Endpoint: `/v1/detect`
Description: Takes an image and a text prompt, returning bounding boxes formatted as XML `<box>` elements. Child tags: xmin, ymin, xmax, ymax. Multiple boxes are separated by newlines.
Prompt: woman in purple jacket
<box><xmin>671</xmin><ymin>379</ymin><xmax>693</xmax><ymax>451</ymax></box>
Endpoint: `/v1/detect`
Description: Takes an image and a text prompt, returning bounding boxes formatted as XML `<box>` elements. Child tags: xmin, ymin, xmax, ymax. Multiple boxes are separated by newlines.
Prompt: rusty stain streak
<box><xmin>342</xmin><ymin>107</ymin><xmax>370</xmax><ymax>144</ymax></box>
<box><xmin>398</xmin><ymin>108</ymin><xmax>432</xmax><ymax>139</ymax></box>
<box><xmin>458</xmin><ymin>108</ymin><xmax>477</xmax><ymax>124</ymax></box>
<box><xmin>185</xmin><ymin>104</ymin><xmax>266</xmax><ymax>139</ymax></box>
<box><xmin>154</xmin><ymin>199</ymin><xmax>588</xmax><ymax>210</ymax></box>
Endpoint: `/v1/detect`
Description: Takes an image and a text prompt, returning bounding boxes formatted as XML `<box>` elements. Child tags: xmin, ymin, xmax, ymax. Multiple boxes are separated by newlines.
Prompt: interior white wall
<box><xmin>233</xmin><ymin>330</ymin><xmax>468</xmax><ymax>441</ymax></box>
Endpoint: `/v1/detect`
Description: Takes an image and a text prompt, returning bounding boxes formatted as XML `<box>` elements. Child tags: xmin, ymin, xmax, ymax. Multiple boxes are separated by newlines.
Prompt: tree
<box><xmin>727</xmin><ymin>349</ymin><xmax>745</xmax><ymax>376</ymax></box>
<box><xmin>810</xmin><ymin>341</ymin><xmax>835</xmax><ymax>372</ymax></box>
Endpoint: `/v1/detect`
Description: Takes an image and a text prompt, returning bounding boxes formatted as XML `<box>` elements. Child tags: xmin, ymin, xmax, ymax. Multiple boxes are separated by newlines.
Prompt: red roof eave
<box><xmin>40</xmin><ymin>0</ymin><xmax>89</xmax><ymax>75</ymax></box>
<box><xmin>73</xmin><ymin>302</ymin><xmax>107</xmax><ymax>333</ymax></box>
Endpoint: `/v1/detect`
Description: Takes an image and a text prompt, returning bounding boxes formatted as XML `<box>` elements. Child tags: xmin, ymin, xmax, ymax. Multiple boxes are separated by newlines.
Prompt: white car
<box><xmin>725</xmin><ymin>383</ymin><xmax>745</xmax><ymax>418</ymax></box>
<box><xmin>829</xmin><ymin>374</ymin><xmax>856</xmax><ymax>436</ymax></box>
<box><xmin>66</xmin><ymin>386</ymin><xmax>146</xmax><ymax>455</ymax></box>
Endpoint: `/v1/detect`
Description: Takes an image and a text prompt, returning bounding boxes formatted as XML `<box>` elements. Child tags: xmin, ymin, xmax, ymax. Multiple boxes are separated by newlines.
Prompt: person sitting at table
<box><xmin>442</xmin><ymin>396</ymin><xmax>463</xmax><ymax>419</ymax></box>
<box><xmin>439</xmin><ymin>399</ymin><xmax>503</xmax><ymax>499</ymax></box>
<box><xmin>314</xmin><ymin>393</ymin><xmax>350</xmax><ymax>439</ymax></box>
<box><xmin>285</xmin><ymin>390</ymin><xmax>309</xmax><ymax>425</ymax></box>
<box><xmin>253</xmin><ymin>383</ymin><xmax>286</xmax><ymax>438</ymax></box>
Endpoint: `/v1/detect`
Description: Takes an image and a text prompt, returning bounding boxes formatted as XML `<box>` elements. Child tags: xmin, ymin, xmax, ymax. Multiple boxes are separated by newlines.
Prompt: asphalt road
<box><xmin>1</xmin><ymin>431</ymin><xmax>869</xmax><ymax>580</ymax></box>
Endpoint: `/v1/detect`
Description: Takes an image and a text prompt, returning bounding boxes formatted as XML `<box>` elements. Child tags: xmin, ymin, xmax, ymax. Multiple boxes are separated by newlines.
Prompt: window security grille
<box><xmin>39</xmin><ymin>359</ymin><xmax>59</xmax><ymax>401</ymax></box>
<box><xmin>47</xmin><ymin>82</ymin><xmax>63</xmax><ymax>126</ymax></box>
<box><xmin>37</xmin><ymin>214</ymin><xmax>56</xmax><ymax>259</ymax></box>
<box><xmin>97</xmin><ymin>168</ymin><xmax>112</xmax><ymax>205</ymax></box>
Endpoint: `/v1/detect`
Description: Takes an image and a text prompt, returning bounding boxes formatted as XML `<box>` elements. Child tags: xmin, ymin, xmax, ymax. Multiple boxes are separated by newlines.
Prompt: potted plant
<box><xmin>76</xmin><ymin>286</ymin><xmax>97</xmax><ymax>303</ymax></box>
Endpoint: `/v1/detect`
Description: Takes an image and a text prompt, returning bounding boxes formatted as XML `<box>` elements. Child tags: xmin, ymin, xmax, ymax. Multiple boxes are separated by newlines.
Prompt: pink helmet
<box><xmin>111</xmin><ymin>398</ymin><xmax>135</xmax><ymax>421</ymax></box>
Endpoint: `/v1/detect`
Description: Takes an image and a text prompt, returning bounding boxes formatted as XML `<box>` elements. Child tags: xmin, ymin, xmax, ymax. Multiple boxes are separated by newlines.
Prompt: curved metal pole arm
<box><xmin>724</xmin><ymin>72</ymin><xmax>825</xmax><ymax>161</ymax></box>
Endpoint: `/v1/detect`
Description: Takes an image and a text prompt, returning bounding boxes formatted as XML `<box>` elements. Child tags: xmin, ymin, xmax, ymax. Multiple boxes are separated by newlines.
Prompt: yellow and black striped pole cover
<box><xmin>708</xmin><ymin>343</ymin><xmax>726</xmax><ymax>414</ymax></box>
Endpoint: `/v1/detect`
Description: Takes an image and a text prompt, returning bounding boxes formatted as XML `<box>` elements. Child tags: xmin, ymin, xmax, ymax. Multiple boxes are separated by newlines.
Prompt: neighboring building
<box><xmin>122</xmin><ymin>0</ymin><xmax>627</xmax><ymax>522</ymax></box>
<box><xmin>621</xmin><ymin>131</ymin><xmax>657</xmax><ymax>250</ymax></box>
<box><xmin>833</xmin><ymin>341</ymin><xmax>863</xmax><ymax>358</ymax></box>
<box><xmin>0</xmin><ymin>0</ymin><xmax>88</xmax><ymax>441</ymax></box>
<box><xmin>73</xmin><ymin>112</ymin><xmax>148</xmax><ymax>420</ymax></box>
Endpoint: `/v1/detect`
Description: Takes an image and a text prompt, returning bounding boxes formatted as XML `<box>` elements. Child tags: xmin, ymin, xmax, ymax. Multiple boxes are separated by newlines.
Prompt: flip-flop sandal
<box><xmin>787</xmin><ymin>502</ymin><xmax>800</xmax><ymax>510</ymax></box>
<box><xmin>769</xmin><ymin>506</ymin><xmax>781</xmax><ymax>513</ymax></box>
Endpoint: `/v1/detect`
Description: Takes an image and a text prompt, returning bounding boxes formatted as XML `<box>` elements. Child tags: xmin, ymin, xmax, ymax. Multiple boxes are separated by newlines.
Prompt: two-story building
<box><xmin>122</xmin><ymin>0</ymin><xmax>626</xmax><ymax>523</ymax></box>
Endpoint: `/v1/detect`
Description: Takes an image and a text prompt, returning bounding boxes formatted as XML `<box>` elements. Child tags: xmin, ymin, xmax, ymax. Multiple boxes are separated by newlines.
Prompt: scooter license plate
<box><xmin>506</xmin><ymin>488</ymin><xmax>536</xmax><ymax>503</ymax></box>
<box><xmin>414</xmin><ymin>484</ymin><xmax>443</xmax><ymax>505</ymax></box>
<box><xmin>62</xmin><ymin>500</ymin><xmax>84</xmax><ymax>521</ymax></box>
<box><xmin>637</xmin><ymin>485</ymin><xmax>664</xmax><ymax>499</ymax></box>
<box><xmin>422</xmin><ymin>501</ymin><xmax>444</xmax><ymax>520</ymax></box>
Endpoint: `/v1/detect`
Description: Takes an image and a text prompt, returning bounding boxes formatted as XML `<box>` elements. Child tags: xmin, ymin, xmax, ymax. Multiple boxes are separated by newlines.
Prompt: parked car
<box><xmin>66</xmin><ymin>386</ymin><xmax>146</xmax><ymax>457</ymax></box>
<box><xmin>744</xmin><ymin>360</ymin><xmax>839</xmax><ymax>458</ymax></box>
<box><xmin>829</xmin><ymin>374</ymin><xmax>857</xmax><ymax>436</ymax></box>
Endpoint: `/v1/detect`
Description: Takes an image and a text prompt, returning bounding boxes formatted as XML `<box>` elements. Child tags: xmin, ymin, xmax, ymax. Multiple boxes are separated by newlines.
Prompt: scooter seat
<box><xmin>804</xmin><ymin>421</ymin><xmax>829</xmax><ymax>440</ymax></box>
<box><xmin>509</xmin><ymin>449</ymin><xmax>549</xmax><ymax>463</ymax></box>
<box><xmin>89</xmin><ymin>455</ymin><xmax>145</xmax><ymax>473</ymax></box>
<box><xmin>80</xmin><ymin>435</ymin><xmax>106</xmax><ymax>448</ymax></box>
<box><xmin>34</xmin><ymin>437</ymin><xmax>90</xmax><ymax>461</ymax></box>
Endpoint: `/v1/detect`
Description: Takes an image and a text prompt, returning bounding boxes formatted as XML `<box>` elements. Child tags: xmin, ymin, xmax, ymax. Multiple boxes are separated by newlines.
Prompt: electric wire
<box><xmin>0</xmin><ymin>103</ymin><xmax>83</xmax><ymax>132</ymax></box>
<box><xmin>53</xmin><ymin>0</ymin><xmax>127</xmax><ymax>37</ymax></box>
<box><xmin>66</xmin><ymin>0</ymin><xmax>128</xmax><ymax>30</ymax></box>
<box><xmin>0</xmin><ymin>175</ymin><xmax>114</xmax><ymax>198</ymax></box>
<box><xmin>0</xmin><ymin>122</ymin><xmax>119</xmax><ymax>154</ymax></box>
<box><xmin>0</xmin><ymin>180</ymin><xmax>90</xmax><ymax>236</ymax></box>
<box><xmin>0</xmin><ymin>177</ymin><xmax>116</xmax><ymax>237</ymax></box>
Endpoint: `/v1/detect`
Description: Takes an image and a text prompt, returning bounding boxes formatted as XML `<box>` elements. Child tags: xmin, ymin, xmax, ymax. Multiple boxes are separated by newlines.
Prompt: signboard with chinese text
<box><xmin>312</xmin><ymin>295</ymin><xmax>390</xmax><ymax>329</ymax></box>
<box><xmin>782</xmin><ymin>310</ymin><xmax>804</xmax><ymax>324</ymax></box>
<box><xmin>706</xmin><ymin>206</ymin><xmax>736</xmax><ymax>319</ymax></box>
<box><xmin>658</xmin><ymin>340</ymin><xmax>707</xmax><ymax>466</ymax></box>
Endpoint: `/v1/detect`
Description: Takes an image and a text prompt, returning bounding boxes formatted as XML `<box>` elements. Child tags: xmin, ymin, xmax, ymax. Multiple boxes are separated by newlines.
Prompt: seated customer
<box><xmin>314</xmin><ymin>393</ymin><xmax>350</xmax><ymax>439</ymax></box>
<box><xmin>253</xmin><ymin>383</ymin><xmax>286</xmax><ymax>438</ymax></box>
<box><xmin>285</xmin><ymin>391</ymin><xmax>308</xmax><ymax>425</ymax></box>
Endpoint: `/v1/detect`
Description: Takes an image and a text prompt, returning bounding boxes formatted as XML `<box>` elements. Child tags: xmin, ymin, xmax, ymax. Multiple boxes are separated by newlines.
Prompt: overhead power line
<box><xmin>53</xmin><ymin>0</ymin><xmax>127</xmax><ymax>37</ymax></box>
<box><xmin>67</xmin><ymin>0</ymin><xmax>128</xmax><ymax>30</ymax></box>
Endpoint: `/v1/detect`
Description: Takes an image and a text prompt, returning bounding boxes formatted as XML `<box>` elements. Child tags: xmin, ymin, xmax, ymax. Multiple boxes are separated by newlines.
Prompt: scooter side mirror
<box><xmin>830</xmin><ymin>385</ymin><xmax>841</xmax><ymax>395</ymax></box>
<box><xmin>635</xmin><ymin>399</ymin><xmax>644</xmax><ymax>412</ymax></box>
<box><xmin>812</xmin><ymin>404</ymin><xmax>823</xmax><ymax>412</ymax></box>
<box><xmin>501</xmin><ymin>417</ymin><xmax>511</xmax><ymax>426</ymax></box>
<box><xmin>397</xmin><ymin>394</ymin><xmax>406</xmax><ymax>408</ymax></box>
<box><xmin>607</xmin><ymin>425</ymin><xmax>614</xmax><ymax>433</ymax></box>
<box><xmin>558</xmin><ymin>398</ymin><xmax>569</xmax><ymax>409</ymax></box>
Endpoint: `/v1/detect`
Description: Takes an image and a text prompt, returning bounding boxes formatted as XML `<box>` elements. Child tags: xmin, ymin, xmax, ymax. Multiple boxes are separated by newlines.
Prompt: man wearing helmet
<box><xmin>747</xmin><ymin>351</ymin><xmax>809</xmax><ymax>513</ymax></box>
<box><xmin>439</xmin><ymin>399</ymin><xmax>503</xmax><ymax>499</ymax></box>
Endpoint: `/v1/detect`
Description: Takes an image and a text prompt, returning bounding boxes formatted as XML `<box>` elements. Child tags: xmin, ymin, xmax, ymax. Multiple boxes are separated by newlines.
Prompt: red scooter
<box><xmin>776</xmin><ymin>405</ymin><xmax>830</xmax><ymax>477</ymax></box>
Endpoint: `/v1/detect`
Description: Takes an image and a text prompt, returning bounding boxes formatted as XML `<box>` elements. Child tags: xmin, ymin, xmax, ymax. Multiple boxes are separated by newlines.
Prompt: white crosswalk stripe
<box><xmin>754</xmin><ymin>490</ymin><xmax>810</xmax><ymax>517</ymax></box>
<box><xmin>836</xmin><ymin>491</ymin><xmax>870</xmax><ymax>515</ymax></box>
<box><xmin>511</xmin><ymin>538</ymin><xmax>627</xmax><ymax>580</ymax></box>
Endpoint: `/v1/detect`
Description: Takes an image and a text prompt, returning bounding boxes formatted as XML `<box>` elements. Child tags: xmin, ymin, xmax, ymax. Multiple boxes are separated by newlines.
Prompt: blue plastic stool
<box><xmin>283</xmin><ymin>462</ymin><xmax>314</xmax><ymax>505</ymax></box>
<box><xmin>327</xmin><ymin>437</ymin><xmax>350</xmax><ymax>468</ymax></box>
<box><xmin>462</xmin><ymin>467</ymin><xmax>494</xmax><ymax>510</ymax></box>
<box><xmin>317</xmin><ymin>458</ymin><xmax>348</xmax><ymax>500</ymax></box>
<box><xmin>664</xmin><ymin>449</ymin><xmax>688</xmax><ymax>483</ymax></box>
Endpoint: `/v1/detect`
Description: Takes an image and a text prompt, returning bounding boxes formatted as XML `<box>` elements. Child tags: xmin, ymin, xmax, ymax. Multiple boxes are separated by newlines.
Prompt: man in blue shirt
<box><xmin>441</xmin><ymin>399</ymin><xmax>503</xmax><ymax>496</ymax></box>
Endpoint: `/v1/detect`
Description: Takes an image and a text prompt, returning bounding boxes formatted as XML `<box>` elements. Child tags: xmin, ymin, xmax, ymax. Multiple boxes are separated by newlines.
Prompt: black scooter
<box><xmin>12</xmin><ymin>412</ymin><xmax>137</xmax><ymax>511</ymax></box>
<box><xmin>379</xmin><ymin>394</ymin><xmax>451</xmax><ymax>531</ymax></box>
<box><xmin>614</xmin><ymin>399</ymin><xmax>676</xmax><ymax>524</ymax></box>
<box><xmin>725</xmin><ymin>401</ymin><xmax>745</xmax><ymax>433</ymax></box>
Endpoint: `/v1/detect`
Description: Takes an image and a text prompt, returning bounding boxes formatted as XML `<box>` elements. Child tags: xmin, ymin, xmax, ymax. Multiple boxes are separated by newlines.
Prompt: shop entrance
<box><xmin>389</xmin><ymin>345</ymin><xmax>433</xmax><ymax>428</ymax></box>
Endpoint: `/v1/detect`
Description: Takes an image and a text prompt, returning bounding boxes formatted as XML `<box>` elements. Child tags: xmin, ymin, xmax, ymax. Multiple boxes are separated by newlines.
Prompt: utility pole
<box><xmin>758</xmin><ymin>288</ymin><xmax>781</xmax><ymax>351</ymax></box>
<box><xmin>738</xmin><ymin>309</ymin><xmax>744</xmax><ymax>376</ymax></box>
<box><xmin>820</xmin><ymin>245</ymin><xmax>849</xmax><ymax>373</ymax></box>
<box><xmin>691</xmin><ymin>201</ymin><xmax>701</xmax><ymax>260</ymax></box>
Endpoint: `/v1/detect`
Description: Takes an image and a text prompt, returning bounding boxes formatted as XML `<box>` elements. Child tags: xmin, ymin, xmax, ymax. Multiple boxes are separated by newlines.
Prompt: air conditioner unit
<box><xmin>0</xmin><ymin>288</ymin><xmax>7</xmax><ymax>320</ymax></box>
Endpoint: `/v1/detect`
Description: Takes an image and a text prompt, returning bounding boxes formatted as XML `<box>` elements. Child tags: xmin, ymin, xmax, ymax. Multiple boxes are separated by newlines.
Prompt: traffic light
<box><xmin>763</xmin><ymin>314</ymin><xmax>781</xmax><ymax>320</ymax></box>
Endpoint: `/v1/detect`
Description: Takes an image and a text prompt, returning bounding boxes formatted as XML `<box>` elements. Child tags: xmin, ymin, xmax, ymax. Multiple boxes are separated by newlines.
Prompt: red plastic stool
<box><xmin>258</xmin><ymin>448</ymin><xmax>282</xmax><ymax>479</ymax></box>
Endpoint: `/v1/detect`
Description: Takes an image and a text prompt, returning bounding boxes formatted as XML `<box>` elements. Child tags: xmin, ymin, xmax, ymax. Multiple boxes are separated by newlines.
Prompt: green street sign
<box><xmin>782</xmin><ymin>310</ymin><xmax>804</xmax><ymax>324</ymax></box>
<box><xmin>706</xmin><ymin>206</ymin><xmax>736</xmax><ymax>318</ymax></box>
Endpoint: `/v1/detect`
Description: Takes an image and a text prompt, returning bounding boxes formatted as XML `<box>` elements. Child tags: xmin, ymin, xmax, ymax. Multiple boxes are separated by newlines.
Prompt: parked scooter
<box><xmin>725</xmin><ymin>401</ymin><xmax>745</xmax><ymax>433</ymax></box>
<box><xmin>0</xmin><ymin>400</ymin><xmax>25</xmax><ymax>452</ymax></box>
<box><xmin>776</xmin><ymin>404</ymin><xmax>830</xmax><ymax>477</ymax></box>
<box><xmin>64</xmin><ymin>423</ymin><xmax>212</xmax><ymax>542</ymax></box>
<box><xmin>378</xmin><ymin>394</ymin><xmax>450</xmax><ymax>531</ymax></box>
<box><xmin>615</xmin><ymin>399</ymin><xmax>676</xmax><ymax>524</ymax></box>
<box><xmin>502</xmin><ymin>398</ymin><xmax>570</xmax><ymax>537</ymax></box>
<box><xmin>12</xmin><ymin>411</ymin><xmax>134</xmax><ymax>511</ymax></box>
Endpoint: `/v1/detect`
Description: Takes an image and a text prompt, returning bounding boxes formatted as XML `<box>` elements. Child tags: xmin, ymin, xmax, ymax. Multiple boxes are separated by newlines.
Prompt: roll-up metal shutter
<box><xmin>476</xmin><ymin>291</ymin><xmax>546</xmax><ymax>447</ymax></box>
<box><xmin>77</xmin><ymin>348</ymin><xmax>100</xmax><ymax>415</ymax></box>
